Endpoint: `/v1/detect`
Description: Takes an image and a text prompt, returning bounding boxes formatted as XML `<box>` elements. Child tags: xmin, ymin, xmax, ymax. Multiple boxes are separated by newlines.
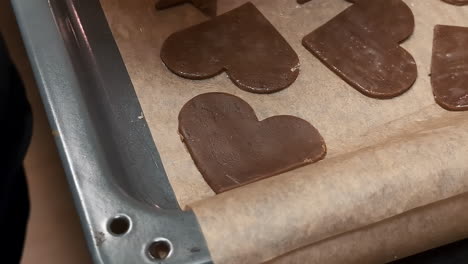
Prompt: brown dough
<box><xmin>178</xmin><ymin>92</ymin><xmax>326</xmax><ymax>193</ymax></box>
<box><xmin>161</xmin><ymin>2</ymin><xmax>300</xmax><ymax>94</ymax></box>
<box><xmin>442</xmin><ymin>0</ymin><xmax>468</xmax><ymax>5</ymax></box>
<box><xmin>302</xmin><ymin>0</ymin><xmax>417</xmax><ymax>99</ymax></box>
<box><xmin>155</xmin><ymin>0</ymin><xmax>217</xmax><ymax>17</ymax></box>
<box><xmin>431</xmin><ymin>25</ymin><xmax>468</xmax><ymax>111</ymax></box>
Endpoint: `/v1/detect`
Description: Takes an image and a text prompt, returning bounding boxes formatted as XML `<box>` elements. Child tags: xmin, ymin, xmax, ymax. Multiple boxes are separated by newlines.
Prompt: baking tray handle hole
<box><xmin>147</xmin><ymin>238</ymin><xmax>173</xmax><ymax>261</ymax></box>
<box><xmin>107</xmin><ymin>215</ymin><xmax>132</xmax><ymax>236</ymax></box>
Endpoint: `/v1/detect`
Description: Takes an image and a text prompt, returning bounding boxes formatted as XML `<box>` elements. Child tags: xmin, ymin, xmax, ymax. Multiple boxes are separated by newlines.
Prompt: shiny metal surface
<box><xmin>11</xmin><ymin>0</ymin><xmax>212</xmax><ymax>263</ymax></box>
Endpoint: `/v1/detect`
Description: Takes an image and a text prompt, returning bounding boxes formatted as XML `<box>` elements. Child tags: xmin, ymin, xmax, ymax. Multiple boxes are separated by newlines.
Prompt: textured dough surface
<box><xmin>302</xmin><ymin>0</ymin><xmax>417</xmax><ymax>98</ymax></box>
<box><xmin>161</xmin><ymin>3</ymin><xmax>300</xmax><ymax>94</ymax></box>
<box><xmin>179</xmin><ymin>92</ymin><xmax>326</xmax><ymax>193</ymax></box>
<box><xmin>431</xmin><ymin>25</ymin><xmax>468</xmax><ymax>111</ymax></box>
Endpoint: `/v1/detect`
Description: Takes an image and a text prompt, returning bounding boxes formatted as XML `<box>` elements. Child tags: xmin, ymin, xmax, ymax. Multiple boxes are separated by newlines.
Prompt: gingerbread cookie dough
<box><xmin>161</xmin><ymin>2</ymin><xmax>300</xmax><ymax>94</ymax></box>
<box><xmin>178</xmin><ymin>92</ymin><xmax>326</xmax><ymax>193</ymax></box>
<box><xmin>431</xmin><ymin>25</ymin><xmax>468</xmax><ymax>111</ymax></box>
<box><xmin>302</xmin><ymin>0</ymin><xmax>417</xmax><ymax>99</ymax></box>
<box><xmin>155</xmin><ymin>0</ymin><xmax>217</xmax><ymax>17</ymax></box>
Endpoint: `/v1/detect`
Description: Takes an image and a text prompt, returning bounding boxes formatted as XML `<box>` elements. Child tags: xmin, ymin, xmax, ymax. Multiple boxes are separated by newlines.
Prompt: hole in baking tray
<box><xmin>147</xmin><ymin>238</ymin><xmax>173</xmax><ymax>260</ymax></box>
<box><xmin>108</xmin><ymin>215</ymin><xmax>131</xmax><ymax>236</ymax></box>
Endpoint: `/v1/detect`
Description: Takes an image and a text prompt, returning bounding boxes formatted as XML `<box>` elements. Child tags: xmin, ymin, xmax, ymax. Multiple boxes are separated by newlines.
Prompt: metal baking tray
<box><xmin>11</xmin><ymin>0</ymin><xmax>212</xmax><ymax>263</ymax></box>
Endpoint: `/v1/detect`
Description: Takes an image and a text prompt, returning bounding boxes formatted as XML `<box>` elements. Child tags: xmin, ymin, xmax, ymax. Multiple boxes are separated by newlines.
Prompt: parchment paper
<box><xmin>99</xmin><ymin>0</ymin><xmax>468</xmax><ymax>263</ymax></box>
<box><xmin>191</xmin><ymin>108</ymin><xmax>468</xmax><ymax>264</ymax></box>
<box><xmin>268</xmin><ymin>193</ymin><xmax>468</xmax><ymax>264</ymax></box>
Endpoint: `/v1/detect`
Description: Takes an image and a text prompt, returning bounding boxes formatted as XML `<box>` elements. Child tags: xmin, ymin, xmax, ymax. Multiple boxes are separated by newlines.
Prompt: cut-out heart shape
<box><xmin>302</xmin><ymin>0</ymin><xmax>417</xmax><ymax>99</ymax></box>
<box><xmin>161</xmin><ymin>2</ymin><xmax>300</xmax><ymax>94</ymax></box>
<box><xmin>155</xmin><ymin>0</ymin><xmax>217</xmax><ymax>17</ymax></box>
<box><xmin>431</xmin><ymin>25</ymin><xmax>468</xmax><ymax>111</ymax></box>
<box><xmin>442</xmin><ymin>0</ymin><xmax>468</xmax><ymax>5</ymax></box>
<box><xmin>179</xmin><ymin>92</ymin><xmax>326</xmax><ymax>193</ymax></box>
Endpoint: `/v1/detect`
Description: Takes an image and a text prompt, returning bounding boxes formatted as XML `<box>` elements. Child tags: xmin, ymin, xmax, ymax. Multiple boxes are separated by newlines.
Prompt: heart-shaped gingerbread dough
<box><xmin>161</xmin><ymin>2</ymin><xmax>300</xmax><ymax>94</ymax></box>
<box><xmin>155</xmin><ymin>0</ymin><xmax>217</xmax><ymax>17</ymax></box>
<box><xmin>303</xmin><ymin>0</ymin><xmax>417</xmax><ymax>99</ymax></box>
<box><xmin>431</xmin><ymin>25</ymin><xmax>468</xmax><ymax>111</ymax></box>
<box><xmin>179</xmin><ymin>92</ymin><xmax>326</xmax><ymax>193</ymax></box>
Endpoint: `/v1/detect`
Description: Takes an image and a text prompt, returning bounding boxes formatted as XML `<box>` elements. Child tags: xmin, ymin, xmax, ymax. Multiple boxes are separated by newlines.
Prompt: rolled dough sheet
<box><xmin>268</xmin><ymin>193</ymin><xmax>468</xmax><ymax>264</ymax></box>
<box><xmin>99</xmin><ymin>0</ymin><xmax>468</xmax><ymax>263</ymax></box>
